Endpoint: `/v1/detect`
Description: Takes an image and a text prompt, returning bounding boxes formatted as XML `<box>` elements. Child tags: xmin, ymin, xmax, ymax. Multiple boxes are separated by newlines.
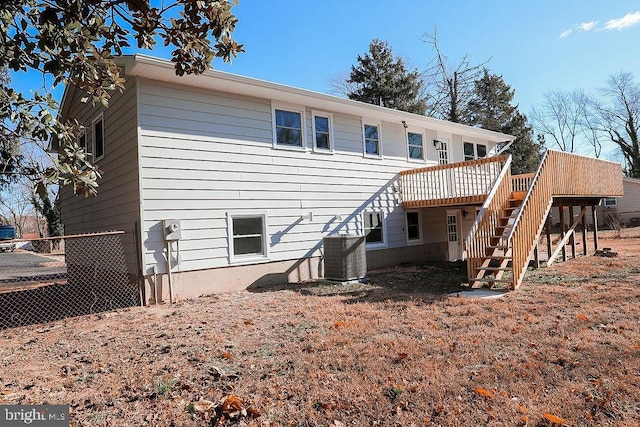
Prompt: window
<box><xmin>464</xmin><ymin>142</ymin><xmax>487</xmax><ymax>161</ymax></box>
<box><xmin>407</xmin><ymin>132</ymin><xmax>424</xmax><ymax>160</ymax></box>
<box><xmin>406</xmin><ymin>210</ymin><xmax>422</xmax><ymax>244</ymax></box>
<box><xmin>477</xmin><ymin>144</ymin><xmax>487</xmax><ymax>158</ymax></box>
<box><xmin>229</xmin><ymin>214</ymin><xmax>268</xmax><ymax>262</ymax></box>
<box><xmin>274</xmin><ymin>108</ymin><xmax>304</xmax><ymax>148</ymax></box>
<box><xmin>363</xmin><ymin>211</ymin><xmax>385</xmax><ymax>247</ymax></box>
<box><xmin>78</xmin><ymin>130</ymin><xmax>89</xmax><ymax>155</ymax></box>
<box><xmin>92</xmin><ymin>114</ymin><xmax>104</xmax><ymax>160</ymax></box>
<box><xmin>603</xmin><ymin>197</ymin><xmax>617</xmax><ymax>207</ymax></box>
<box><xmin>363</xmin><ymin>123</ymin><xmax>381</xmax><ymax>156</ymax></box>
<box><xmin>463</xmin><ymin>142</ymin><xmax>475</xmax><ymax>161</ymax></box>
<box><xmin>312</xmin><ymin>111</ymin><xmax>332</xmax><ymax>151</ymax></box>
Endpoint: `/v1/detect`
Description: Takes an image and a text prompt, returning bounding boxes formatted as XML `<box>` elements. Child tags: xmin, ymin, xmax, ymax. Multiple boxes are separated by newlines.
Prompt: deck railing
<box><xmin>507</xmin><ymin>150</ymin><xmax>623</xmax><ymax>289</ymax></box>
<box><xmin>399</xmin><ymin>156</ymin><xmax>509</xmax><ymax>207</ymax></box>
<box><xmin>464</xmin><ymin>156</ymin><xmax>513</xmax><ymax>281</ymax></box>
<box><xmin>511</xmin><ymin>173</ymin><xmax>535</xmax><ymax>193</ymax></box>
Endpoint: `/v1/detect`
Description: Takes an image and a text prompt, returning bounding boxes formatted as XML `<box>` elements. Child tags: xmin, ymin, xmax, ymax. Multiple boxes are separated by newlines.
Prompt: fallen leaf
<box><xmin>221</xmin><ymin>394</ymin><xmax>243</xmax><ymax>412</ymax></box>
<box><xmin>397</xmin><ymin>352</ymin><xmax>408</xmax><ymax>360</ymax></box>
<box><xmin>332</xmin><ymin>321</ymin><xmax>347</xmax><ymax>329</ymax></box>
<box><xmin>543</xmin><ymin>413</ymin><xmax>566</xmax><ymax>425</ymax></box>
<box><xmin>474</xmin><ymin>387</ymin><xmax>495</xmax><ymax>398</ymax></box>
<box><xmin>193</xmin><ymin>399</ymin><xmax>214</xmax><ymax>413</ymax></box>
<box><xmin>576</xmin><ymin>314</ymin><xmax>589</xmax><ymax>321</ymax></box>
<box><xmin>246</xmin><ymin>406</ymin><xmax>261</xmax><ymax>418</ymax></box>
<box><xmin>220</xmin><ymin>352</ymin><xmax>232</xmax><ymax>359</ymax></box>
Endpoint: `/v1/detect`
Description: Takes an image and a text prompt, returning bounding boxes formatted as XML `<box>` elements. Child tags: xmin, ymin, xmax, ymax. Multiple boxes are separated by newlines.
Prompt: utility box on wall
<box><xmin>163</xmin><ymin>220</ymin><xmax>182</xmax><ymax>241</ymax></box>
<box><xmin>323</xmin><ymin>235</ymin><xmax>367</xmax><ymax>281</ymax></box>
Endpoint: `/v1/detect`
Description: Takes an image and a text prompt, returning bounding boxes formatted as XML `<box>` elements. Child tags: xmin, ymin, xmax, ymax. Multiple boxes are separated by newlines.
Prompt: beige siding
<box><xmin>60</xmin><ymin>79</ymin><xmax>140</xmax><ymax>234</ymax></box>
<box><xmin>617</xmin><ymin>179</ymin><xmax>640</xmax><ymax>224</ymax></box>
<box><xmin>137</xmin><ymin>80</ymin><xmax>501</xmax><ymax>275</ymax></box>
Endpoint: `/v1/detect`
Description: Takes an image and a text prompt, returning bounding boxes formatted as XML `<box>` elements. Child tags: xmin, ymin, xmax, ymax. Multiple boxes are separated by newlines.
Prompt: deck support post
<box><xmin>545</xmin><ymin>214</ymin><xmax>552</xmax><ymax>266</ymax></box>
<box><xmin>592</xmin><ymin>205</ymin><xmax>599</xmax><ymax>252</ymax></box>
<box><xmin>581</xmin><ymin>205</ymin><xmax>588</xmax><ymax>256</ymax></box>
<box><xmin>559</xmin><ymin>205</ymin><xmax>567</xmax><ymax>262</ymax></box>
<box><xmin>569</xmin><ymin>205</ymin><xmax>576</xmax><ymax>259</ymax></box>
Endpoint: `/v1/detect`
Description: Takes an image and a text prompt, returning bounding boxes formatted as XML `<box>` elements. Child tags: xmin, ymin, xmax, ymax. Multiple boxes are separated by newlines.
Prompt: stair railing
<box><xmin>506</xmin><ymin>150</ymin><xmax>623</xmax><ymax>289</ymax></box>
<box><xmin>464</xmin><ymin>155</ymin><xmax>512</xmax><ymax>284</ymax></box>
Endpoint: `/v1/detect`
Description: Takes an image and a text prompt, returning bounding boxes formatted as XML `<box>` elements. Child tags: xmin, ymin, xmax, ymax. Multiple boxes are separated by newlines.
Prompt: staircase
<box><xmin>465</xmin><ymin>150</ymin><xmax>623</xmax><ymax>290</ymax></box>
<box><xmin>469</xmin><ymin>193</ymin><xmax>524</xmax><ymax>288</ymax></box>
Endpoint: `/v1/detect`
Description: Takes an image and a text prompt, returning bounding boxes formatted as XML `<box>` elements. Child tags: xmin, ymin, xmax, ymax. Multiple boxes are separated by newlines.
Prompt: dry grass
<box><xmin>1</xmin><ymin>230</ymin><xmax>639</xmax><ymax>426</ymax></box>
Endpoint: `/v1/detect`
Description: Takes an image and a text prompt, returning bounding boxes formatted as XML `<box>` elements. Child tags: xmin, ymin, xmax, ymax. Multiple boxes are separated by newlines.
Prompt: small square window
<box><xmin>603</xmin><ymin>197</ymin><xmax>617</xmax><ymax>207</ymax></box>
<box><xmin>407</xmin><ymin>132</ymin><xmax>424</xmax><ymax>160</ymax></box>
<box><xmin>275</xmin><ymin>109</ymin><xmax>303</xmax><ymax>147</ymax></box>
<box><xmin>363</xmin><ymin>124</ymin><xmax>380</xmax><ymax>156</ymax></box>
<box><xmin>229</xmin><ymin>214</ymin><xmax>268</xmax><ymax>262</ymax></box>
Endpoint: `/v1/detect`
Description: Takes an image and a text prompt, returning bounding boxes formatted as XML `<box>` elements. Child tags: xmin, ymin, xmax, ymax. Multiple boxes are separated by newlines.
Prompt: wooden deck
<box><xmin>398</xmin><ymin>150</ymin><xmax>624</xmax><ymax>290</ymax></box>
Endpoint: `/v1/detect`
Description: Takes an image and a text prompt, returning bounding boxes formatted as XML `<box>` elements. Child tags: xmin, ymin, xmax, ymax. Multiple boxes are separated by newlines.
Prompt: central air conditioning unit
<box><xmin>323</xmin><ymin>235</ymin><xmax>367</xmax><ymax>281</ymax></box>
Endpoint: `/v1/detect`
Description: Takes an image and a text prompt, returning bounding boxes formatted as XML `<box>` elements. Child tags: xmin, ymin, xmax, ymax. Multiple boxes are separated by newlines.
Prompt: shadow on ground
<box><xmin>247</xmin><ymin>261</ymin><xmax>469</xmax><ymax>304</ymax></box>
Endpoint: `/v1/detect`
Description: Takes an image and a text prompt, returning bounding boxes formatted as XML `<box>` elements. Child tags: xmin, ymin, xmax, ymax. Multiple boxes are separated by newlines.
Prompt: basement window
<box><xmin>228</xmin><ymin>213</ymin><xmax>269</xmax><ymax>263</ymax></box>
<box><xmin>363</xmin><ymin>211</ymin><xmax>386</xmax><ymax>248</ymax></box>
<box><xmin>406</xmin><ymin>210</ymin><xmax>423</xmax><ymax>244</ymax></box>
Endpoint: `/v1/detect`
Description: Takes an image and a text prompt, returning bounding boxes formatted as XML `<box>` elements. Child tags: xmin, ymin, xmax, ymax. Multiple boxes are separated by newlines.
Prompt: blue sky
<box><xmin>210</xmin><ymin>1</ymin><xmax>639</xmax><ymax>116</ymax></box>
<box><xmin>12</xmin><ymin>1</ymin><xmax>640</xmax><ymax>157</ymax></box>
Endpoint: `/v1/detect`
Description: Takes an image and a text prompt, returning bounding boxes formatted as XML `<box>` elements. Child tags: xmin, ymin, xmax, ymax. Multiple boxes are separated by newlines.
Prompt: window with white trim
<box><xmin>92</xmin><ymin>114</ymin><xmax>104</xmax><ymax>160</ymax></box>
<box><xmin>407</xmin><ymin>131</ymin><xmax>424</xmax><ymax>161</ymax></box>
<box><xmin>363</xmin><ymin>211</ymin><xmax>385</xmax><ymax>247</ymax></box>
<box><xmin>363</xmin><ymin>123</ymin><xmax>381</xmax><ymax>156</ymax></box>
<box><xmin>406</xmin><ymin>210</ymin><xmax>422</xmax><ymax>244</ymax></box>
<box><xmin>312</xmin><ymin>111</ymin><xmax>332</xmax><ymax>151</ymax></box>
<box><xmin>603</xmin><ymin>197</ymin><xmax>617</xmax><ymax>207</ymax></box>
<box><xmin>464</xmin><ymin>142</ymin><xmax>487</xmax><ymax>161</ymax></box>
<box><xmin>273</xmin><ymin>108</ymin><xmax>304</xmax><ymax>148</ymax></box>
<box><xmin>229</xmin><ymin>214</ymin><xmax>268</xmax><ymax>262</ymax></box>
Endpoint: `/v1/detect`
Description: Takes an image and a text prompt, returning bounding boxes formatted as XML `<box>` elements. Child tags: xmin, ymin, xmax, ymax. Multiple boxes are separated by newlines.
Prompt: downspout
<box><xmin>495</xmin><ymin>139</ymin><xmax>516</xmax><ymax>156</ymax></box>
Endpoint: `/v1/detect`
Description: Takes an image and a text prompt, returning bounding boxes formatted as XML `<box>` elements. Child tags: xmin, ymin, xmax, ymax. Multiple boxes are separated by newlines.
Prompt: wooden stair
<box><xmin>464</xmin><ymin>150</ymin><xmax>623</xmax><ymax>291</ymax></box>
<box><xmin>470</xmin><ymin>194</ymin><xmax>523</xmax><ymax>289</ymax></box>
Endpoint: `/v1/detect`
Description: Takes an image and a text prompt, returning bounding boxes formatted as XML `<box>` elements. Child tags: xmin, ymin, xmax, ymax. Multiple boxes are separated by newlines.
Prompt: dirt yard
<box><xmin>1</xmin><ymin>229</ymin><xmax>639</xmax><ymax>426</ymax></box>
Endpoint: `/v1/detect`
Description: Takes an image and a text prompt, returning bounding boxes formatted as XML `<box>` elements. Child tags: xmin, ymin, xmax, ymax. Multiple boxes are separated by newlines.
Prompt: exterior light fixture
<box><xmin>401</xmin><ymin>120</ymin><xmax>408</xmax><ymax>129</ymax></box>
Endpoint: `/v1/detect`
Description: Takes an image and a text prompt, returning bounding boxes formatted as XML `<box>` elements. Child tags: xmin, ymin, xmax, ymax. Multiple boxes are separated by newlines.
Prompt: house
<box><xmin>58</xmin><ymin>54</ymin><xmax>623</xmax><ymax>301</ymax></box>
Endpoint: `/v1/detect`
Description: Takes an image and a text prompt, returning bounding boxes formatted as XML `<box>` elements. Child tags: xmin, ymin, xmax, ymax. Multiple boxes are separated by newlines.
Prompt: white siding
<box><xmin>60</xmin><ymin>79</ymin><xmax>140</xmax><ymax>234</ymax></box>
<box><xmin>138</xmin><ymin>80</ymin><xmax>500</xmax><ymax>274</ymax></box>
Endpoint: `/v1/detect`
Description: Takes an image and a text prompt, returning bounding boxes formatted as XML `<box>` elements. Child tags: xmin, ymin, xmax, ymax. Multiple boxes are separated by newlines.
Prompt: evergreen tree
<box><xmin>468</xmin><ymin>70</ymin><xmax>544</xmax><ymax>174</ymax></box>
<box><xmin>347</xmin><ymin>39</ymin><xmax>426</xmax><ymax>114</ymax></box>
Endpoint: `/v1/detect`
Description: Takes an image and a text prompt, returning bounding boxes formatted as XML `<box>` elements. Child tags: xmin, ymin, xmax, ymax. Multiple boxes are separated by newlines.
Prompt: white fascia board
<box><xmin>123</xmin><ymin>54</ymin><xmax>514</xmax><ymax>144</ymax></box>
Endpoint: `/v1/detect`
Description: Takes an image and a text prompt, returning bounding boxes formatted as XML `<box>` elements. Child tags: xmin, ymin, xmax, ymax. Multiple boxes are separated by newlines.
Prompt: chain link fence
<box><xmin>0</xmin><ymin>230</ymin><xmax>141</xmax><ymax>329</ymax></box>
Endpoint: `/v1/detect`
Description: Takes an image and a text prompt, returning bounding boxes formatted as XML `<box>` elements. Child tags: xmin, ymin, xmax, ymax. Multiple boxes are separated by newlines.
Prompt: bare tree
<box><xmin>422</xmin><ymin>29</ymin><xmax>489</xmax><ymax>123</ymax></box>
<box><xmin>327</xmin><ymin>69</ymin><xmax>359</xmax><ymax>98</ymax></box>
<box><xmin>596</xmin><ymin>71</ymin><xmax>640</xmax><ymax>177</ymax></box>
<box><xmin>531</xmin><ymin>90</ymin><xmax>583</xmax><ymax>153</ymax></box>
<box><xmin>0</xmin><ymin>179</ymin><xmax>39</xmax><ymax>237</ymax></box>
